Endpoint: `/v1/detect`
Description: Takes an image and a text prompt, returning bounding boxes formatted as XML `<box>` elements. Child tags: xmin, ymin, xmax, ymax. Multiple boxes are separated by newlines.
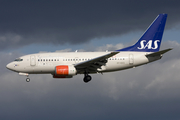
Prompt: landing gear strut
<box><xmin>26</xmin><ymin>78</ymin><xmax>30</xmax><ymax>82</ymax></box>
<box><xmin>83</xmin><ymin>73</ymin><xmax>92</xmax><ymax>83</ymax></box>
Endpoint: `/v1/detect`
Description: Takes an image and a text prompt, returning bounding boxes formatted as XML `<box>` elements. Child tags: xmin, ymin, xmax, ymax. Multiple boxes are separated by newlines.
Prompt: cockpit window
<box><xmin>14</xmin><ymin>58</ymin><xmax>23</xmax><ymax>62</ymax></box>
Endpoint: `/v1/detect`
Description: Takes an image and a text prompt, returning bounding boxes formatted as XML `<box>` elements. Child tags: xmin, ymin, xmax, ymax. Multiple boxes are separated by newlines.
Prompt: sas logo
<box><xmin>14</xmin><ymin>64</ymin><xmax>19</xmax><ymax>67</ymax></box>
<box><xmin>138</xmin><ymin>40</ymin><xmax>160</xmax><ymax>49</ymax></box>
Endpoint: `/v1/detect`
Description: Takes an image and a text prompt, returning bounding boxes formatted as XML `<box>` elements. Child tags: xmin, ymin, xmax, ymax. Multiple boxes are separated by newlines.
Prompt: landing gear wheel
<box><xmin>83</xmin><ymin>75</ymin><xmax>92</xmax><ymax>83</ymax></box>
<box><xmin>26</xmin><ymin>78</ymin><xmax>30</xmax><ymax>82</ymax></box>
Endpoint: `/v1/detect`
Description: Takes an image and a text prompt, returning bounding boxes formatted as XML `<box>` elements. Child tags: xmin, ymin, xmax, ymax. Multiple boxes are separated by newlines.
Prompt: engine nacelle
<box><xmin>53</xmin><ymin>65</ymin><xmax>77</xmax><ymax>78</ymax></box>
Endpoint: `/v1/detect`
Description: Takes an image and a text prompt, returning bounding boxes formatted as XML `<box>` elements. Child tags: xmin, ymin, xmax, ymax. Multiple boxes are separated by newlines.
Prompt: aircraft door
<box><xmin>30</xmin><ymin>55</ymin><xmax>36</xmax><ymax>66</ymax></box>
<box><xmin>129</xmin><ymin>54</ymin><xmax>134</xmax><ymax>65</ymax></box>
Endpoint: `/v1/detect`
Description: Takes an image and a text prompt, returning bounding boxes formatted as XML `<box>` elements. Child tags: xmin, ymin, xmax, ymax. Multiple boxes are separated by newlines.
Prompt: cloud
<box><xmin>1</xmin><ymin>41</ymin><xmax>180</xmax><ymax>119</ymax></box>
<box><xmin>0</xmin><ymin>33</ymin><xmax>24</xmax><ymax>50</ymax></box>
<box><xmin>0</xmin><ymin>0</ymin><xmax>180</xmax><ymax>50</ymax></box>
<box><xmin>55</xmin><ymin>49</ymin><xmax>72</xmax><ymax>52</ymax></box>
<box><xmin>95</xmin><ymin>43</ymin><xmax>124</xmax><ymax>51</ymax></box>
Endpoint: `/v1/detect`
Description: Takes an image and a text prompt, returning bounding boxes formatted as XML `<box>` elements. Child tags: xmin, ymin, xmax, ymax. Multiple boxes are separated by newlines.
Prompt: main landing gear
<box><xmin>83</xmin><ymin>73</ymin><xmax>92</xmax><ymax>83</ymax></box>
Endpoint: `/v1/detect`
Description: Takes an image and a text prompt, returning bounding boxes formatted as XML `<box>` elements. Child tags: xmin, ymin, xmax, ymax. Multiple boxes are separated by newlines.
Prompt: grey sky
<box><xmin>1</xmin><ymin>41</ymin><xmax>180</xmax><ymax>120</ymax></box>
<box><xmin>0</xmin><ymin>0</ymin><xmax>180</xmax><ymax>50</ymax></box>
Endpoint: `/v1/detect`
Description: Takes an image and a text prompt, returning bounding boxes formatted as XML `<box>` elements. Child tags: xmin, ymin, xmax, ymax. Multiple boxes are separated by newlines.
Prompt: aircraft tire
<box><xmin>26</xmin><ymin>78</ymin><xmax>30</xmax><ymax>82</ymax></box>
<box><xmin>83</xmin><ymin>75</ymin><xmax>92</xmax><ymax>83</ymax></box>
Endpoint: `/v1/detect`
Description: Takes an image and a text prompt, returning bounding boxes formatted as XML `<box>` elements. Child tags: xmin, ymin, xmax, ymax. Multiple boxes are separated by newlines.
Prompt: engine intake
<box><xmin>53</xmin><ymin>65</ymin><xmax>77</xmax><ymax>78</ymax></box>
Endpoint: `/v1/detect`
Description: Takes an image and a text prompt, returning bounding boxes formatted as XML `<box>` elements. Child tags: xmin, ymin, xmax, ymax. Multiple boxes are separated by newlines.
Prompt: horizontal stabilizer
<box><xmin>146</xmin><ymin>48</ymin><xmax>172</xmax><ymax>57</ymax></box>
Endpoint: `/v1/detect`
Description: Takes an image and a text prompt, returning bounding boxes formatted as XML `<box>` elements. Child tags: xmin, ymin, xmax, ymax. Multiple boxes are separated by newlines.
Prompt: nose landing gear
<box><xmin>26</xmin><ymin>78</ymin><xmax>30</xmax><ymax>82</ymax></box>
<box><xmin>19</xmin><ymin>73</ymin><xmax>30</xmax><ymax>82</ymax></box>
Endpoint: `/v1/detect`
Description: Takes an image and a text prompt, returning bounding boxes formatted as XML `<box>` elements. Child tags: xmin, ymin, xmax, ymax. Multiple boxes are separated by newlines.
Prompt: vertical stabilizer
<box><xmin>117</xmin><ymin>14</ymin><xmax>167</xmax><ymax>52</ymax></box>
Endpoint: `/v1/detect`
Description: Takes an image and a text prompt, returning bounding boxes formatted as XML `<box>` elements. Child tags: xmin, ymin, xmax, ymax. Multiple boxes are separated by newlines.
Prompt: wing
<box><xmin>74</xmin><ymin>52</ymin><xmax>119</xmax><ymax>74</ymax></box>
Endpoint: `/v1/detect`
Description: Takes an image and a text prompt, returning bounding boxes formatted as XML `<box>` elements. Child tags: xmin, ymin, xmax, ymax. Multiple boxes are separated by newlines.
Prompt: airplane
<box><xmin>6</xmin><ymin>14</ymin><xmax>172</xmax><ymax>83</ymax></box>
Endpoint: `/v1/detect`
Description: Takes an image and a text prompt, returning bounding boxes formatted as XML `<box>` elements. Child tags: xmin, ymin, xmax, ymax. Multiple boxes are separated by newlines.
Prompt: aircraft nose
<box><xmin>6</xmin><ymin>63</ymin><xmax>13</xmax><ymax>70</ymax></box>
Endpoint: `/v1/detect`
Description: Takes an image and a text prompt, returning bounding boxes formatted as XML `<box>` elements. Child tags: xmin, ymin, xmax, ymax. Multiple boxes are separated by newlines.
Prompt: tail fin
<box><xmin>117</xmin><ymin>14</ymin><xmax>167</xmax><ymax>52</ymax></box>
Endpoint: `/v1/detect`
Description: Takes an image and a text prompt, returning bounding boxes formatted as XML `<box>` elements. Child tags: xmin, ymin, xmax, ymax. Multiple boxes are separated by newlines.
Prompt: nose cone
<box><xmin>6</xmin><ymin>63</ymin><xmax>14</xmax><ymax>71</ymax></box>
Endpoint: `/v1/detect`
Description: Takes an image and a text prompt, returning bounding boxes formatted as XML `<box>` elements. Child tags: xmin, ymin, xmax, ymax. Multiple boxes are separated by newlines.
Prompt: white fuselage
<box><xmin>6</xmin><ymin>51</ymin><xmax>160</xmax><ymax>75</ymax></box>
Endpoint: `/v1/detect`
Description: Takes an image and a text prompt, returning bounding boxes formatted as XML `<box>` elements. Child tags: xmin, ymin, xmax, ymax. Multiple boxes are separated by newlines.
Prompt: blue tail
<box><xmin>117</xmin><ymin>14</ymin><xmax>167</xmax><ymax>52</ymax></box>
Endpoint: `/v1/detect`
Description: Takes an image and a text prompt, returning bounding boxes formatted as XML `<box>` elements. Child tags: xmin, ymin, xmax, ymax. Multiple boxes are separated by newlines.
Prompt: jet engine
<box><xmin>53</xmin><ymin>65</ymin><xmax>77</xmax><ymax>78</ymax></box>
